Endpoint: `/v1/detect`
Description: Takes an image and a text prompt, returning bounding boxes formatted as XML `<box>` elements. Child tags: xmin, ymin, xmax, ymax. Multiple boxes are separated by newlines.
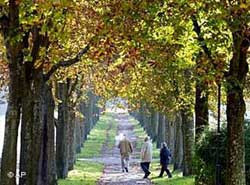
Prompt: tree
<box><xmin>0</xmin><ymin>1</ymin><xmax>91</xmax><ymax>184</ymax></box>
<box><xmin>225</xmin><ymin>4</ymin><xmax>249</xmax><ymax>184</ymax></box>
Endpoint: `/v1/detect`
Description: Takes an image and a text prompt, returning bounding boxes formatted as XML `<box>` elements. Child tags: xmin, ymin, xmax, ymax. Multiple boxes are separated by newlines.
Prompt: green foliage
<box><xmin>195</xmin><ymin>127</ymin><xmax>227</xmax><ymax>184</ymax></box>
<box><xmin>195</xmin><ymin>121</ymin><xmax>250</xmax><ymax>185</ymax></box>
<box><xmin>58</xmin><ymin>161</ymin><xmax>103</xmax><ymax>185</ymax></box>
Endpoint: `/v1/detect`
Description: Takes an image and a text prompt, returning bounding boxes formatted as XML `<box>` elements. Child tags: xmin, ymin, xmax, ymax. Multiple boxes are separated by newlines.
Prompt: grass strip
<box><xmin>77</xmin><ymin>112</ymin><xmax>117</xmax><ymax>158</ymax></box>
<box><xmin>58</xmin><ymin>161</ymin><xmax>103</xmax><ymax>185</ymax></box>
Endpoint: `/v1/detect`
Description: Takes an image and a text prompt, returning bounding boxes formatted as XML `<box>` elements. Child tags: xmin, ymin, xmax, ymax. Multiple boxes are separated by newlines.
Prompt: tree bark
<box><xmin>82</xmin><ymin>101</ymin><xmax>90</xmax><ymax>139</ymax></box>
<box><xmin>68</xmin><ymin>107</ymin><xmax>76</xmax><ymax>171</ymax></box>
<box><xmin>195</xmin><ymin>82</ymin><xmax>208</xmax><ymax>142</ymax></box>
<box><xmin>166</xmin><ymin>118</ymin><xmax>175</xmax><ymax>154</ymax></box>
<box><xmin>191</xmin><ymin>16</ymin><xmax>210</xmax><ymax>143</ymax></box>
<box><xmin>226</xmin><ymin>30</ymin><xmax>249</xmax><ymax>185</ymax></box>
<box><xmin>0</xmin><ymin>60</ymin><xmax>22</xmax><ymax>185</ymax></box>
<box><xmin>157</xmin><ymin>113</ymin><xmax>166</xmax><ymax>148</ymax></box>
<box><xmin>145</xmin><ymin>107</ymin><xmax>152</xmax><ymax>138</ymax></box>
<box><xmin>20</xmin><ymin>70</ymin><xmax>57</xmax><ymax>185</ymax></box>
<box><xmin>0</xmin><ymin>1</ymin><xmax>23</xmax><ymax>184</ymax></box>
<box><xmin>56</xmin><ymin>83</ymin><xmax>69</xmax><ymax>179</ymax></box>
<box><xmin>75</xmin><ymin>112</ymin><xmax>82</xmax><ymax>153</ymax></box>
<box><xmin>181</xmin><ymin>109</ymin><xmax>194</xmax><ymax>176</ymax></box>
<box><xmin>19</xmin><ymin>66</ymin><xmax>35</xmax><ymax>185</ymax></box>
<box><xmin>150</xmin><ymin>110</ymin><xmax>159</xmax><ymax>142</ymax></box>
<box><xmin>87</xmin><ymin>91</ymin><xmax>94</xmax><ymax>130</ymax></box>
<box><xmin>173</xmin><ymin>113</ymin><xmax>183</xmax><ymax>170</ymax></box>
<box><xmin>37</xmin><ymin>83</ymin><xmax>57</xmax><ymax>185</ymax></box>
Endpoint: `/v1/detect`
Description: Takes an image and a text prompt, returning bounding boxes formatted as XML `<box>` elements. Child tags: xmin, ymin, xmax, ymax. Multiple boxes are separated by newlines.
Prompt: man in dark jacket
<box><xmin>158</xmin><ymin>142</ymin><xmax>172</xmax><ymax>178</ymax></box>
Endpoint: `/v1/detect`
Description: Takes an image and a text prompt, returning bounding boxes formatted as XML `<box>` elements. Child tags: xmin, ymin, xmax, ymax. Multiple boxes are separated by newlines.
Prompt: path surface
<box><xmin>97</xmin><ymin>113</ymin><xmax>152</xmax><ymax>185</ymax></box>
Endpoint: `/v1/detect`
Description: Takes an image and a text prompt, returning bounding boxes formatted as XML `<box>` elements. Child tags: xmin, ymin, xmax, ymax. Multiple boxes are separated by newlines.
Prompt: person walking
<box><xmin>158</xmin><ymin>142</ymin><xmax>172</xmax><ymax>178</ymax></box>
<box><xmin>140</xmin><ymin>136</ymin><xmax>153</xmax><ymax>178</ymax></box>
<box><xmin>118</xmin><ymin>133</ymin><xmax>133</xmax><ymax>172</ymax></box>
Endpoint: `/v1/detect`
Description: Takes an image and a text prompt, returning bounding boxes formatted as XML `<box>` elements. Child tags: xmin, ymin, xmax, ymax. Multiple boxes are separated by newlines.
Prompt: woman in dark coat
<box><xmin>158</xmin><ymin>142</ymin><xmax>172</xmax><ymax>178</ymax></box>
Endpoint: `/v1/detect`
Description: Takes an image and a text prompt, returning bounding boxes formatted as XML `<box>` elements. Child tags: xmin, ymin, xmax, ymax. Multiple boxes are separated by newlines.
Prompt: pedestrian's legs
<box><xmin>121</xmin><ymin>156</ymin><xmax>125</xmax><ymax>172</ymax></box>
<box><xmin>145</xmin><ymin>162</ymin><xmax>151</xmax><ymax>178</ymax></box>
<box><xmin>165</xmin><ymin>165</ymin><xmax>172</xmax><ymax>178</ymax></box>
<box><xmin>141</xmin><ymin>162</ymin><xmax>151</xmax><ymax>178</ymax></box>
<box><xmin>145</xmin><ymin>162</ymin><xmax>150</xmax><ymax>172</ymax></box>
<box><xmin>141</xmin><ymin>162</ymin><xmax>148</xmax><ymax>173</ymax></box>
<box><xmin>124</xmin><ymin>156</ymin><xmax>129</xmax><ymax>172</ymax></box>
<box><xmin>140</xmin><ymin>162</ymin><xmax>146</xmax><ymax>173</ymax></box>
<box><xmin>158</xmin><ymin>164</ymin><xmax>165</xmax><ymax>177</ymax></box>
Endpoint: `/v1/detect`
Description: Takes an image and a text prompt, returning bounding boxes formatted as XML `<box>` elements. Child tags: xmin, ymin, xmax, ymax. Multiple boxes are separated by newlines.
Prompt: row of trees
<box><xmin>0</xmin><ymin>1</ymin><xmax>102</xmax><ymax>185</ymax></box>
<box><xmin>130</xmin><ymin>108</ymin><xmax>188</xmax><ymax>175</ymax></box>
<box><xmin>1</xmin><ymin>77</ymin><xmax>101</xmax><ymax>185</ymax></box>
<box><xmin>0</xmin><ymin>0</ymin><xmax>250</xmax><ymax>185</ymax></box>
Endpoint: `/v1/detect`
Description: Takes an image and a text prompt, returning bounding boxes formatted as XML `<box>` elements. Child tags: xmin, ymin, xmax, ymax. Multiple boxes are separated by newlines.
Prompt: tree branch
<box><xmin>191</xmin><ymin>15</ymin><xmax>212</xmax><ymax>60</ymax></box>
<box><xmin>44</xmin><ymin>44</ymin><xmax>90</xmax><ymax>81</ymax></box>
<box><xmin>68</xmin><ymin>77</ymin><xmax>78</xmax><ymax>97</ymax></box>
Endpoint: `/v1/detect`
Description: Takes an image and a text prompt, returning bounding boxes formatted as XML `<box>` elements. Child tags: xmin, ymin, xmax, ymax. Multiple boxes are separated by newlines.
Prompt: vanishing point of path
<box><xmin>97</xmin><ymin>113</ymin><xmax>153</xmax><ymax>185</ymax></box>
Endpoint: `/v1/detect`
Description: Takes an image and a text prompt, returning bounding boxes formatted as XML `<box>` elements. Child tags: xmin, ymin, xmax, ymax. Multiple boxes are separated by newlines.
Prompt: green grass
<box><xmin>129</xmin><ymin>116</ymin><xmax>195</xmax><ymax>185</ymax></box>
<box><xmin>150</xmin><ymin>162</ymin><xmax>195</xmax><ymax>185</ymax></box>
<box><xmin>77</xmin><ymin>112</ymin><xmax>117</xmax><ymax>158</ymax></box>
<box><xmin>58</xmin><ymin>161</ymin><xmax>103</xmax><ymax>185</ymax></box>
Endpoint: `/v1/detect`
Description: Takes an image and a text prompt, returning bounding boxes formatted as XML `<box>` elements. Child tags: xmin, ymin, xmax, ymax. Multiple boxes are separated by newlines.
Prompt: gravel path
<box><xmin>97</xmin><ymin>113</ymin><xmax>153</xmax><ymax>185</ymax></box>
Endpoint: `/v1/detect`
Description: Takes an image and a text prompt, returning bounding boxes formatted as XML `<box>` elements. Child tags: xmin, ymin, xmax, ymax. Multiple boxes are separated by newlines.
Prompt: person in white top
<box><xmin>140</xmin><ymin>136</ymin><xmax>152</xmax><ymax>178</ymax></box>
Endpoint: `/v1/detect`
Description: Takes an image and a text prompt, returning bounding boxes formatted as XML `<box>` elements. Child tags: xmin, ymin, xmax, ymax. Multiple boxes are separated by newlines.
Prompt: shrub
<box><xmin>195</xmin><ymin>120</ymin><xmax>250</xmax><ymax>185</ymax></box>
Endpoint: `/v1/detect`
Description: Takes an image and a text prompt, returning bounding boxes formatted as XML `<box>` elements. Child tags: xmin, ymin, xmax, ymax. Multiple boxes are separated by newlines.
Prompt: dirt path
<box><xmin>97</xmin><ymin>113</ymin><xmax>153</xmax><ymax>185</ymax></box>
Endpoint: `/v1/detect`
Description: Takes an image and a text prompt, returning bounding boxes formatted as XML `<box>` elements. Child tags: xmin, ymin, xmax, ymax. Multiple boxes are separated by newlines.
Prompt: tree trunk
<box><xmin>195</xmin><ymin>82</ymin><xmax>208</xmax><ymax>142</ymax></box>
<box><xmin>20</xmin><ymin>70</ymin><xmax>57</xmax><ymax>185</ymax></box>
<box><xmin>56</xmin><ymin>83</ymin><xmax>69</xmax><ymax>179</ymax></box>
<box><xmin>19</xmin><ymin>66</ymin><xmax>34</xmax><ymax>185</ymax></box>
<box><xmin>75</xmin><ymin>113</ymin><xmax>82</xmax><ymax>153</ymax></box>
<box><xmin>79</xmin><ymin>101</ymin><xmax>87</xmax><ymax>141</ymax></box>
<box><xmin>151</xmin><ymin>110</ymin><xmax>159</xmax><ymax>142</ymax></box>
<box><xmin>226</xmin><ymin>30</ymin><xmax>249</xmax><ymax>185</ymax></box>
<box><xmin>145</xmin><ymin>108</ymin><xmax>152</xmax><ymax>138</ymax></box>
<box><xmin>165</xmin><ymin>116</ymin><xmax>170</xmax><ymax>147</ymax></box>
<box><xmin>173</xmin><ymin>113</ymin><xmax>183</xmax><ymax>170</ymax></box>
<box><xmin>167</xmin><ymin>119</ymin><xmax>175</xmax><ymax>154</ymax></box>
<box><xmin>138</xmin><ymin>106</ymin><xmax>144</xmax><ymax>126</ymax></box>
<box><xmin>37</xmin><ymin>83</ymin><xmax>57</xmax><ymax>185</ymax></box>
<box><xmin>0</xmin><ymin>61</ymin><xmax>22</xmax><ymax>185</ymax></box>
<box><xmin>68</xmin><ymin>107</ymin><xmax>76</xmax><ymax>171</ymax></box>
<box><xmin>92</xmin><ymin>95</ymin><xmax>99</xmax><ymax>125</ymax></box>
<box><xmin>0</xmin><ymin>2</ymin><xmax>23</xmax><ymax>184</ymax></box>
<box><xmin>157</xmin><ymin>113</ymin><xmax>166</xmax><ymax>148</ymax></box>
<box><xmin>82</xmin><ymin>102</ymin><xmax>90</xmax><ymax>139</ymax></box>
<box><xmin>87</xmin><ymin>91</ymin><xmax>94</xmax><ymax>130</ymax></box>
<box><xmin>191</xmin><ymin>16</ymin><xmax>210</xmax><ymax>143</ymax></box>
<box><xmin>181</xmin><ymin>109</ymin><xmax>194</xmax><ymax>176</ymax></box>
